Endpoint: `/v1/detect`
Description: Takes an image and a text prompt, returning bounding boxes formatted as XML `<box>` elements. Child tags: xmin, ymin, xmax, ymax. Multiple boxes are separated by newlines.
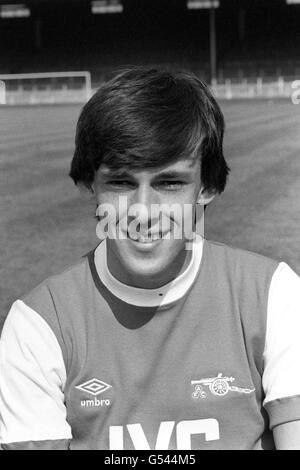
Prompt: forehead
<box><xmin>97</xmin><ymin>156</ymin><xmax>200</xmax><ymax>178</ymax></box>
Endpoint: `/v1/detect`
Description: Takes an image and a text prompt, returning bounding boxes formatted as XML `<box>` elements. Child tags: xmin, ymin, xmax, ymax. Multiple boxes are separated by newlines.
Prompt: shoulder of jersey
<box><xmin>20</xmin><ymin>249</ymin><xmax>95</xmax><ymax>305</ymax></box>
<box><xmin>205</xmin><ymin>238</ymin><xmax>279</xmax><ymax>268</ymax></box>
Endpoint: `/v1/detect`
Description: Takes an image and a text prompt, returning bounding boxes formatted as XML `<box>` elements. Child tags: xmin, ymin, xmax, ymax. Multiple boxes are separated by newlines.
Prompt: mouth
<box><xmin>126</xmin><ymin>231</ymin><xmax>169</xmax><ymax>244</ymax></box>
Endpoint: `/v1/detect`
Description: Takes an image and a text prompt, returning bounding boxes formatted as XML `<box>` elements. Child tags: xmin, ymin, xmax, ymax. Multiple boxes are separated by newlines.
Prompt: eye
<box><xmin>157</xmin><ymin>181</ymin><xmax>186</xmax><ymax>190</ymax></box>
<box><xmin>107</xmin><ymin>180</ymin><xmax>135</xmax><ymax>189</ymax></box>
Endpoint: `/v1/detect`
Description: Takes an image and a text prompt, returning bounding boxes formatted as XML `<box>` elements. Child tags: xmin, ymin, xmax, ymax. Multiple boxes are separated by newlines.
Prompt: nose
<box><xmin>136</xmin><ymin>183</ymin><xmax>158</xmax><ymax>209</ymax></box>
<box><xmin>128</xmin><ymin>184</ymin><xmax>160</xmax><ymax>231</ymax></box>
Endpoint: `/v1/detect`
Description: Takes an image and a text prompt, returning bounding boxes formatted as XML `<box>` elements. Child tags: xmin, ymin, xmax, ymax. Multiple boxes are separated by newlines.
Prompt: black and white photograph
<box><xmin>0</xmin><ymin>0</ymin><xmax>300</xmax><ymax>451</ymax></box>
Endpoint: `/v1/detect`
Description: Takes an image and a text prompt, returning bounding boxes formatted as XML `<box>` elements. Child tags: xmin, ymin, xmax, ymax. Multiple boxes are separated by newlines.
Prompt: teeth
<box><xmin>132</xmin><ymin>235</ymin><xmax>160</xmax><ymax>243</ymax></box>
<box><xmin>127</xmin><ymin>232</ymin><xmax>166</xmax><ymax>242</ymax></box>
<box><xmin>129</xmin><ymin>233</ymin><xmax>138</xmax><ymax>240</ymax></box>
<box><xmin>138</xmin><ymin>236</ymin><xmax>152</xmax><ymax>243</ymax></box>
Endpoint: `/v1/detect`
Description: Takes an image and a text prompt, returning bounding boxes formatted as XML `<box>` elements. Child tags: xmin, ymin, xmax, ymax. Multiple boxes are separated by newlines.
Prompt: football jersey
<box><xmin>1</xmin><ymin>237</ymin><xmax>300</xmax><ymax>450</ymax></box>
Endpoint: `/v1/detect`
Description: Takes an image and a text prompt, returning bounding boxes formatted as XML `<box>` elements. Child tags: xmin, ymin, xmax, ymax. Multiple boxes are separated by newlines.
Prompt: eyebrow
<box><xmin>100</xmin><ymin>169</ymin><xmax>132</xmax><ymax>179</ymax></box>
<box><xmin>154</xmin><ymin>170</ymin><xmax>192</xmax><ymax>179</ymax></box>
<box><xmin>99</xmin><ymin>169</ymin><xmax>193</xmax><ymax>179</ymax></box>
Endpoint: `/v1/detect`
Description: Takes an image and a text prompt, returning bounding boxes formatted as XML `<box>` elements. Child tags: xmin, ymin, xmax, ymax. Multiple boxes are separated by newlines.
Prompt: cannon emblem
<box><xmin>191</xmin><ymin>373</ymin><xmax>255</xmax><ymax>399</ymax></box>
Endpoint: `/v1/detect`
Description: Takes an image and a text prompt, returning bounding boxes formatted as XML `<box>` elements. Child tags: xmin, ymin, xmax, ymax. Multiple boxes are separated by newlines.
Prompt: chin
<box><xmin>108</xmin><ymin>237</ymin><xmax>188</xmax><ymax>286</ymax></box>
<box><xmin>124</xmin><ymin>258</ymin><xmax>170</xmax><ymax>280</ymax></box>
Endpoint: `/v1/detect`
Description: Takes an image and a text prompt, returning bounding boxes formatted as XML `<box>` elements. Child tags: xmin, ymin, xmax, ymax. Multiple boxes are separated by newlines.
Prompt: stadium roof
<box><xmin>0</xmin><ymin>0</ymin><xmax>290</xmax><ymax>5</ymax></box>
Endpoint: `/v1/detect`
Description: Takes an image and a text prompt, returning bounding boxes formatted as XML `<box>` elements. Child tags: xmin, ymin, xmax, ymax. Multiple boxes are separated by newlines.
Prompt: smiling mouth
<box><xmin>126</xmin><ymin>232</ymin><xmax>169</xmax><ymax>243</ymax></box>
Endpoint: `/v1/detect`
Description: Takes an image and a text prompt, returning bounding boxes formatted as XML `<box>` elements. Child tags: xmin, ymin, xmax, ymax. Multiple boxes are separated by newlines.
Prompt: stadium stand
<box><xmin>0</xmin><ymin>0</ymin><xmax>300</xmax><ymax>99</ymax></box>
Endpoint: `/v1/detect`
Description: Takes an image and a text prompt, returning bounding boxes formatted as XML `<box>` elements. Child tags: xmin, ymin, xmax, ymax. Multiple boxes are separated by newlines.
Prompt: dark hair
<box><xmin>70</xmin><ymin>66</ymin><xmax>230</xmax><ymax>194</ymax></box>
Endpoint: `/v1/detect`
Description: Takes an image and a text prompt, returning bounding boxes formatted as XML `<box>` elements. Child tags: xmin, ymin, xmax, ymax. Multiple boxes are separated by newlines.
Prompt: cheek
<box><xmin>96</xmin><ymin>194</ymin><xmax>129</xmax><ymax>221</ymax></box>
<box><xmin>166</xmin><ymin>192</ymin><xmax>196</xmax><ymax>224</ymax></box>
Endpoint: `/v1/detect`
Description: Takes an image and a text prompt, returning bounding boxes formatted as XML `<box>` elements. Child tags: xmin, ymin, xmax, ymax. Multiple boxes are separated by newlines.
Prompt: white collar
<box><xmin>94</xmin><ymin>235</ymin><xmax>203</xmax><ymax>307</ymax></box>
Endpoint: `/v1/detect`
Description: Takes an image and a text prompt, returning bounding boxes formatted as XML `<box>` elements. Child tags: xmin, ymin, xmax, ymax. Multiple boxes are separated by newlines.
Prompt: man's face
<box><xmin>93</xmin><ymin>156</ymin><xmax>203</xmax><ymax>288</ymax></box>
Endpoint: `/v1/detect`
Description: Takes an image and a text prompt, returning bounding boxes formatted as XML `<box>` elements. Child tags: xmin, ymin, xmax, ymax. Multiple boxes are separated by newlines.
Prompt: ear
<box><xmin>196</xmin><ymin>187</ymin><xmax>216</xmax><ymax>206</ymax></box>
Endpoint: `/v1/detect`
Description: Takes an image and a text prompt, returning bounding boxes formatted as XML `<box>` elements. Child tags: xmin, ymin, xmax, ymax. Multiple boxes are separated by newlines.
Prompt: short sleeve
<box><xmin>0</xmin><ymin>300</ymin><xmax>72</xmax><ymax>449</ymax></box>
<box><xmin>263</xmin><ymin>262</ymin><xmax>300</xmax><ymax>430</ymax></box>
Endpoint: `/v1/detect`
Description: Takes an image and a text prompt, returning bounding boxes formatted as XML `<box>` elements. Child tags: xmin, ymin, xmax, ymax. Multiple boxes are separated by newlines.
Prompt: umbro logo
<box><xmin>76</xmin><ymin>378</ymin><xmax>112</xmax><ymax>407</ymax></box>
<box><xmin>76</xmin><ymin>378</ymin><xmax>111</xmax><ymax>396</ymax></box>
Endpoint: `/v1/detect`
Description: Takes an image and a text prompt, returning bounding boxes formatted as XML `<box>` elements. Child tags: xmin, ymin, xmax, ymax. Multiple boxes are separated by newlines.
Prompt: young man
<box><xmin>1</xmin><ymin>67</ymin><xmax>300</xmax><ymax>450</ymax></box>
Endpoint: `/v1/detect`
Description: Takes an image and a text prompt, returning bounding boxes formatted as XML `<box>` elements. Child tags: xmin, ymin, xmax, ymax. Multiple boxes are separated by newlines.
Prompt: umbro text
<box><xmin>81</xmin><ymin>398</ymin><xmax>111</xmax><ymax>407</ymax></box>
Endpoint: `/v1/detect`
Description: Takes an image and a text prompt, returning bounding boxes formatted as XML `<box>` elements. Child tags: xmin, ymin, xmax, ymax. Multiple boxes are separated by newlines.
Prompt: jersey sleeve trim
<box><xmin>264</xmin><ymin>395</ymin><xmax>300</xmax><ymax>430</ymax></box>
<box><xmin>263</xmin><ymin>262</ymin><xmax>300</xmax><ymax>407</ymax></box>
<box><xmin>0</xmin><ymin>300</ymin><xmax>72</xmax><ymax>445</ymax></box>
<box><xmin>1</xmin><ymin>438</ymin><xmax>71</xmax><ymax>450</ymax></box>
<box><xmin>21</xmin><ymin>281</ymin><xmax>70</xmax><ymax>371</ymax></box>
